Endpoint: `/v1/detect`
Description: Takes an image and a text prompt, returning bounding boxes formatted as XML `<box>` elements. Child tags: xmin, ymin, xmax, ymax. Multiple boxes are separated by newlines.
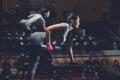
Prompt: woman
<box><xmin>19</xmin><ymin>8</ymin><xmax>51</xmax><ymax>80</ymax></box>
<box><xmin>19</xmin><ymin>8</ymin><xmax>50</xmax><ymax>36</ymax></box>
<box><xmin>45</xmin><ymin>14</ymin><xmax>80</xmax><ymax>63</ymax></box>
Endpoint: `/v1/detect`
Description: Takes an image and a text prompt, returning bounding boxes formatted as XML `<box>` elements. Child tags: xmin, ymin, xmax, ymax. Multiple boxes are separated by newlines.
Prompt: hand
<box><xmin>47</xmin><ymin>44</ymin><xmax>53</xmax><ymax>51</ymax></box>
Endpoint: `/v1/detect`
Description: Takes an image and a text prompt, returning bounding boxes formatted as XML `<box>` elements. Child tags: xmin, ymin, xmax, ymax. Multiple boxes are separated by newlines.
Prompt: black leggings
<box><xmin>27</xmin><ymin>44</ymin><xmax>42</xmax><ymax>80</ymax></box>
<box><xmin>27</xmin><ymin>32</ymin><xmax>50</xmax><ymax>80</ymax></box>
<box><xmin>27</xmin><ymin>44</ymin><xmax>52</xmax><ymax>80</ymax></box>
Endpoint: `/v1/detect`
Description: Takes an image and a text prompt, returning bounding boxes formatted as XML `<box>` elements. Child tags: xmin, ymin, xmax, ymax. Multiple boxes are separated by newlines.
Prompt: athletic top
<box><xmin>29</xmin><ymin>14</ymin><xmax>45</xmax><ymax>26</ymax></box>
<box><xmin>59</xmin><ymin>23</ymin><xmax>69</xmax><ymax>44</ymax></box>
<box><xmin>19</xmin><ymin>14</ymin><xmax>45</xmax><ymax>31</ymax></box>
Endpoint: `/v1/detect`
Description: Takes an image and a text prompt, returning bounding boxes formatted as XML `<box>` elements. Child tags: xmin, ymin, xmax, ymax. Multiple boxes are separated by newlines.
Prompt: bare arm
<box><xmin>67</xmin><ymin>42</ymin><xmax>75</xmax><ymax>63</ymax></box>
<box><xmin>65</xmin><ymin>30</ymin><xmax>76</xmax><ymax>63</ymax></box>
<box><xmin>45</xmin><ymin>23</ymin><xmax>63</xmax><ymax>45</ymax></box>
<box><xmin>27</xmin><ymin>14</ymin><xmax>36</xmax><ymax>19</ymax></box>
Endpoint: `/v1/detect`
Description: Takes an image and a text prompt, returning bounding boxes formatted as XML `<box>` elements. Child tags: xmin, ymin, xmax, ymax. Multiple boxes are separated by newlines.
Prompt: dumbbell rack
<box><xmin>50</xmin><ymin>62</ymin><xmax>100</xmax><ymax>80</ymax></box>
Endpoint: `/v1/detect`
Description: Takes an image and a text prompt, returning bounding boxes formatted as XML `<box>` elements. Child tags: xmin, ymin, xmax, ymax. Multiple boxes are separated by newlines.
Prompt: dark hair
<box><xmin>40</xmin><ymin>8</ymin><xmax>50</xmax><ymax>16</ymax></box>
<box><xmin>66</xmin><ymin>13</ymin><xmax>79</xmax><ymax>22</ymax></box>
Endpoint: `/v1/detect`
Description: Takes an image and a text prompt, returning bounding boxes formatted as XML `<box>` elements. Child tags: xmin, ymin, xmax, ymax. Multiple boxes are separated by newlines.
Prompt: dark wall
<box><xmin>0</xmin><ymin>0</ymin><xmax>2</xmax><ymax>10</ymax></box>
<box><xmin>2</xmin><ymin>0</ymin><xmax>112</xmax><ymax>22</ymax></box>
<box><xmin>0</xmin><ymin>0</ymin><xmax>2</xmax><ymax>22</ymax></box>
